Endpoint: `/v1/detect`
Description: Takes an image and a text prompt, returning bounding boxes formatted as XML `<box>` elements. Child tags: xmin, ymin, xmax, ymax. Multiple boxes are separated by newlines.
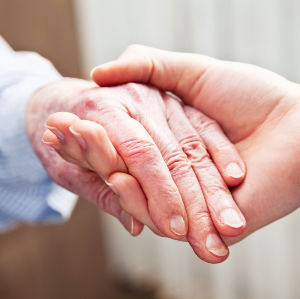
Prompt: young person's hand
<box><xmin>91</xmin><ymin>45</ymin><xmax>300</xmax><ymax>245</ymax></box>
<box><xmin>27</xmin><ymin>78</ymin><xmax>246</xmax><ymax>263</ymax></box>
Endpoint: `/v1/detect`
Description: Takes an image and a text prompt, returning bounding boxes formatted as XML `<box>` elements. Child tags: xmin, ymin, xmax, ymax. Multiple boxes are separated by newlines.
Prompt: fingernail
<box><xmin>105</xmin><ymin>180</ymin><xmax>120</xmax><ymax>196</ymax></box>
<box><xmin>46</xmin><ymin>125</ymin><xmax>65</xmax><ymax>142</ymax></box>
<box><xmin>42</xmin><ymin>138</ymin><xmax>60</xmax><ymax>151</ymax></box>
<box><xmin>69</xmin><ymin>126</ymin><xmax>86</xmax><ymax>149</ymax></box>
<box><xmin>220</xmin><ymin>208</ymin><xmax>244</xmax><ymax>228</ymax></box>
<box><xmin>169</xmin><ymin>215</ymin><xmax>187</xmax><ymax>236</ymax></box>
<box><xmin>120</xmin><ymin>210</ymin><xmax>134</xmax><ymax>235</ymax></box>
<box><xmin>206</xmin><ymin>234</ymin><xmax>228</xmax><ymax>257</ymax></box>
<box><xmin>226</xmin><ymin>162</ymin><xmax>244</xmax><ymax>178</ymax></box>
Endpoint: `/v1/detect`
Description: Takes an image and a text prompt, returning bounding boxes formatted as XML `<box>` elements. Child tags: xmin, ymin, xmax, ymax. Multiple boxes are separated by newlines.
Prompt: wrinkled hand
<box><xmin>26</xmin><ymin>78</ymin><xmax>245</xmax><ymax>263</ymax></box>
<box><xmin>91</xmin><ymin>45</ymin><xmax>300</xmax><ymax>245</ymax></box>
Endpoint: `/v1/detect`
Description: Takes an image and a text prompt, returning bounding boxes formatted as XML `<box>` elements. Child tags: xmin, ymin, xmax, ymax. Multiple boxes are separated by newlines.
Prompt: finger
<box><xmin>46</xmin><ymin>113</ymin><xmax>165</xmax><ymax>237</ymax></box>
<box><xmin>90</xmin><ymin>44</ymin><xmax>216</xmax><ymax>107</ymax></box>
<box><xmin>165</xmin><ymin>96</ymin><xmax>246</xmax><ymax>237</ymax></box>
<box><xmin>42</xmin><ymin>129</ymin><xmax>91</xmax><ymax>168</ymax></box>
<box><xmin>42</xmin><ymin>129</ymin><xmax>61</xmax><ymax>151</ymax></box>
<box><xmin>184</xmin><ymin>105</ymin><xmax>246</xmax><ymax>186</ymax></box>
<box><xmin>45</xmin><ymin>113</ymin><xmax>144</xmax><ymax>236</ymax></box>
<box><xmin>69</xmin><ymin>120</ymin><xmax>167</xmax><ymax>236</ymax></box>
<box><xmin>69</xmin><ymin>120</ymin><xmax>127</xmax><ymax>181</ymax></box>
<box><xmin>117</xmin><ymin>89</ymin><xmax>229</xmax><ymax>263</ymax></box>
<box><xmin>107</xmin><ymin>172</ymin><xmax>164</xmax><ymax>237</ymax></box>
<box><xmin>119</xmin><ymin>210</ymin><xmax>144</xmax><ymax>237</ymax></box>
<box><xmin>45</xmin><ymin>112</ymin><xmax>91</xmax><ymax>169</ymax></box>
<box><xmin>91</xmin><ymin>46</ymin><xmax>246</xmax><ymax>185</ymax></box>
<box><xmin>49</xmin><ymin>157</ymin><xmax>143</xmax><ymax>236</ymax></box>
<box><xmin>91</xmin><ymin>107</ymin><xmax>188</xmax><ymax>241</ymax></box>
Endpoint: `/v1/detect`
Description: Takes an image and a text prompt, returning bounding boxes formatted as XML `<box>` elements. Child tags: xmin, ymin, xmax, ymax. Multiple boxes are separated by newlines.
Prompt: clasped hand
<box><xmin>26</xmin><ymin>46</ymin><xmax>300</xmax><ymax>264</ymax></box>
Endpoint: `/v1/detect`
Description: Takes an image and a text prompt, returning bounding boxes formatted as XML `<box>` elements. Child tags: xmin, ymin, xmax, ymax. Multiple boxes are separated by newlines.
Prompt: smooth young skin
<box><xmin>91</xmin><ymin>45</ymin><xmax>300</xmax><ymax>245</ymax></box>
<box><xmin>26</xmin><ymin>79</ymin><xmax>245</xmax><ymax>263</ymax></box>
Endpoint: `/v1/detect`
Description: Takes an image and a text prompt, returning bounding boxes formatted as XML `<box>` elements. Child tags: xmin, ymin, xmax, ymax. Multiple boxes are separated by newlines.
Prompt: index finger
<box><xmin>94</xmin><ymin>107</ymin><xmax>188</xmax><ymax>240</ymax></box>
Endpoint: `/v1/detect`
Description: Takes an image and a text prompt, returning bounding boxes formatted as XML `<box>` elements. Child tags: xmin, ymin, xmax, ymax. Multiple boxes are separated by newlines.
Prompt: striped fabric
<box><xmin>0</xmin><ymin>36</ymin><xmax>77</xmax><ymax>230</ymax></box>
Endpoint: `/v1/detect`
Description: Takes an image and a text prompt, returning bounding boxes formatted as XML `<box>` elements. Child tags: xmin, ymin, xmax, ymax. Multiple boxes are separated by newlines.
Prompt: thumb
<box><xmin>90</xmin><ymin>45</ymin><xmax>218</xmax><ymax>107</ymax></box>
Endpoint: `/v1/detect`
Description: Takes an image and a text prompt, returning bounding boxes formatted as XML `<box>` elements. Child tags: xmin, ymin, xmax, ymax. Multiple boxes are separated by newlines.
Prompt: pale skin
<box><xmin>89</xmin><ymin>45</ymin><xmax>300</xmax><ymax>246</ymax></box>
<box><xmin>26</xmin><ymin>79</ymin><xmax>246</xmax><ymax>264</ymax></box>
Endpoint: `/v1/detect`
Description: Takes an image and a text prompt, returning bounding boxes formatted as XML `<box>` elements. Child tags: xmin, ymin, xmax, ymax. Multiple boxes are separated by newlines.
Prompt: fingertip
<box><xmin>46</xmin><ymin>112</ymin><xmax>80</xmax><ymax>128</ymax></box>
<box><xmin>90</xmin><ymin>66</ymin><xmax>99</xmax><ymax>79</ymax></box>
<box><xmin>215</xmin><ymin>209</ymin><xmax>247</xmax><ymax>238</ymax></box>
<box><xmin>217</xmin><ymin>224</ymin><xmax>247</xmax><ymax>238</ymax></box>
<box><xmin>72</xmin><ymin>120</ymin><xmax>108</xmax><ymax>141</ymax></box>
<box><xmin>108</xmin><ymin>172</ymin><xmax>138</xmax><ymax>196</ymax></box>
<box><xmin>169</xmin><ymin>215</ymin><xmax>187</xmax><ymax>237</ymax></box>
<box><xmin>131</xmin><ymin>218</ymin><xmax>144</xmax><ymax>236</ymax></box>
<box><xmin>119</xmin><ymin>210</ymin><xmax>144</xmax><ymax>236</ymax></box>
<box><xmin>188</xmin><ymin>233</ymin><xmax>230</xmax><ymax>264</ymax></box>
<box><xmin>42</xmin><ymin>130</ymin><xmax>61</xmax><ymax>151</ymax></box>
<box><xmin>91</xmin><ymin>61</ymin><xmax>123</xmax><ymax>86</ymax></box>
<box><xmin>108</xmin><ymin>173</ymin><xmax>165</xmax><ymax>237</ymax></box>
<box><xmin>90</xmin><ymin>61</ymin><xmax>116</xmax><ymax>80</ymax></box>
<box><xmin>205</xmin><ymin>233</ymin><xmax>230</xmax><ymax>260</ymax></box>
<box><xmin>43</xmin><ymin>129</ymin><xmax>58</xmax><ymax>143</ymax></box>
<box><xmin>222</xmin><ymin>162</ymin><xmax>246</xmax><ymax>187</ymax></box>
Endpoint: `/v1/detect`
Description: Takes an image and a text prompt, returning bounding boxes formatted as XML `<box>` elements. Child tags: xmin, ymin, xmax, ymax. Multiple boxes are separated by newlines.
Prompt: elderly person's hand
<box><xmin>91</xmin><ymin>45</ymin><xmax>300</xmax><ymax>245</ymax></box>
<box><xmin>26</xmin><ymin>78</ymin><xmax>246</xmax><ymax>263</ymax></box>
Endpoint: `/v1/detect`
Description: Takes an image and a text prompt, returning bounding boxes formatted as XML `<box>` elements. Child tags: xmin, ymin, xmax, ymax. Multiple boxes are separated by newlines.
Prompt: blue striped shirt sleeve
<box><xmin>0</xmin><ymin>36</ymin><xmax>77</xmax><ymax>230</ymax></box>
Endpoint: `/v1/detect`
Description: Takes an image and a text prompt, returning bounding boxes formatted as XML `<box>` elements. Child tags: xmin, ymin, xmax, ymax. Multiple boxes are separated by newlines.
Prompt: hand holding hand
<box><xmin>91</xmin><ymin>45</ymin><xmax>300</xmax><ymax>245</ymax></box>
<box><xmin>27</xmin><ymin>78</ymin><xmax>246</xmax><ymax>263</ymax></box>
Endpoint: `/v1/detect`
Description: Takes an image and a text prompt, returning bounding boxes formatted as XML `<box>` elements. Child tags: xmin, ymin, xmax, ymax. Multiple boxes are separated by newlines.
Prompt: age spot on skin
<box><xmin>84</xmin><ymin>98</ymin><xmax>98</xmax><ymax>111</ymax></box>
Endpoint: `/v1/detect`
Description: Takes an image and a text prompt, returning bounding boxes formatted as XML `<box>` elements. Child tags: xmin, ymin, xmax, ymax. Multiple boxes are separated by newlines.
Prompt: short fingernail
<box><xmin>120</xmin><ymin>210</ymin><xmax>134</xmax><ymax>235</ymax></box>
<box><xmin>69</xmin><ymin>126</ymin><xmax>87</xmax><ymax>149</ymax></box>
<box><xmin>42</xmin><ymin>138</ymin><xmax>60</xmax><ymax>151</ymax></box>
<box><xmin>45</xmin><ymin>125</ymin><xmax>65</xmax><ymax>142</ymax></box>
<box><xmin>105</xmin><ymin>180</ymin><xmax>120</xmax><ymax>196</ymax></box>
<box><xmin>220</xmin><ymin>208</ymin><xmax>244</xmax><ymax>228</ymax></box>
<box><xmin>226</xmin><ymin>162</ymin><xmax>244</xmax><ymax>178</ymax></box>
<box><xmin>169</xmin><ymin>215</ymin><xmax>187</xmax><ymax>236</ymax></box>
<box><xmin>206</xmin><ymin>234</ymin><xmax>228</xmax><ymax>257</ymax></box>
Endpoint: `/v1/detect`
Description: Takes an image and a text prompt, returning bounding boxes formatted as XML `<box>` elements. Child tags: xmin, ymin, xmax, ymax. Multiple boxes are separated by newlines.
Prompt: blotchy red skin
<box><xmin>26</xmin><ymin>79</ymin><xmax>119</xmax><ymax>214</ymax></box>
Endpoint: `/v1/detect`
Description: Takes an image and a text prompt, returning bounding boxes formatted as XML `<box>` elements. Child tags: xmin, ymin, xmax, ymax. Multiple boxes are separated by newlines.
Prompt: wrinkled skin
<box><xmin>91</xmin><ymin>45</ymin><xmax>300</xmax><ymax>245</ymax></box>
<box><xmin>26</xmin><ymin>79</ymin><xmax>246</xmax><ymax>263</ymax></box>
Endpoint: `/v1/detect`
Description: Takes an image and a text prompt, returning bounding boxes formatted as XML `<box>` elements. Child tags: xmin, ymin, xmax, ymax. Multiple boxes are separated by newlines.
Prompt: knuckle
<box><xmin>119</xmin><ymin>138</ymin><xmax>158</xmax><ymax>163</ymax></box>
<box><xmin>181</xmin><ymin>139</ymin><xmax>211</xmax><ymax>165</ymax></box>
<box><xmin>164</xmin><ymin>150</ymin><xmax>192</xmax><ymax>173</ymax></box>
<box><xmin>181</xmin><ymin>135</ymin><xmax>207</xmax><ymax>151</ymax></box>
<box><xmin>125</xmin><ymin>44</ymin><xmax>144</xmax><ymax>53</ymax></box>
<box><xmin>194</xmin><ymin>210</ymin><xmax>213</xmax><ymax>225</ymax></box>
<box><xmin>122</xmin><ymin>83</ymin><xmax>147</xmax><ymax>105</ymax></box>
<box><xmin>188</xmin><ymin>210</ymin><xmax>213</xmax><ymax>237</ymax></box>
